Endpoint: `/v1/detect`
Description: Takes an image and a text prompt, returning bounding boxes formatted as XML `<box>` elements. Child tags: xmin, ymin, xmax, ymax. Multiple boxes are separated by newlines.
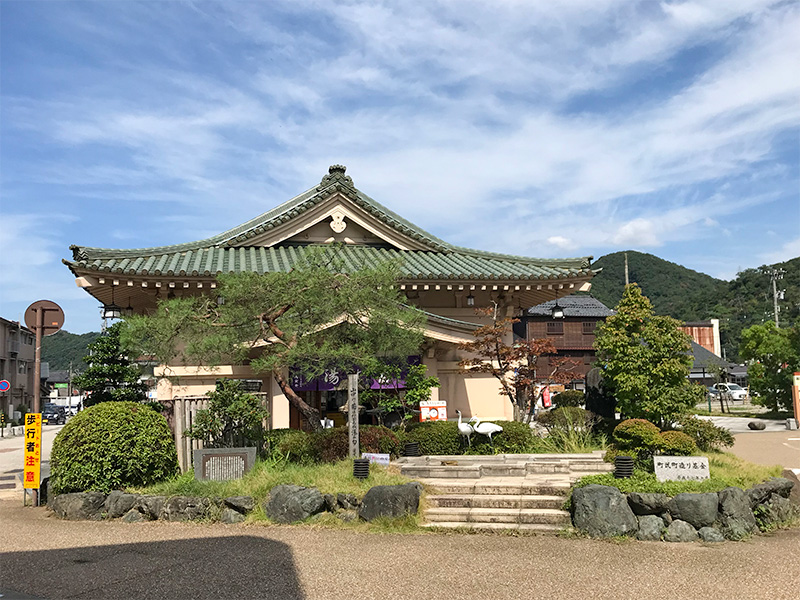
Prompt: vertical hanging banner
<box><xmin>23</xmin><ymin>413</ymin><xmax>42</xmax><ymax>490</ymax></box>
<box><xmin>348</xmin><ymin>374</ymin><xmax>360</xmax><ymax>458</ymax></box>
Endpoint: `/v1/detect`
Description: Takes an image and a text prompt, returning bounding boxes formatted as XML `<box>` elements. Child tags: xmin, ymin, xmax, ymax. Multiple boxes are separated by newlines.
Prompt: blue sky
<box><xmin>1</xmin><ymin>0</ymin><xmax>798</xmax><ymax>334</ymax></box>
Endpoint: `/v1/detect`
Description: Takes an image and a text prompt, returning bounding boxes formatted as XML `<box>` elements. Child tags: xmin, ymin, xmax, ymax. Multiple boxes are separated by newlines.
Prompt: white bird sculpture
<box><xmin>456</xmin><ymin>410</ymin><xmax>474</xmax><ymax>447</ymax></box>
<box><xmin>469</xmin><ymin>416</ymin><xmax>503</xmax><ymax>445</ymax></box>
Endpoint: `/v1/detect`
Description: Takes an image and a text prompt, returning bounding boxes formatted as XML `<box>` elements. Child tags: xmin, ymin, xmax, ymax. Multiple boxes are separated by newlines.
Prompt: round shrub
<box><xmin>50</xmin><ymin>402</ymin><xmax>179</xmax><ymax>495</ymax></box>
<box><xmin>612</xmin><ymin>419</ymin><xmax>661</xmax><ymax>451</ymax></box>
<box><xmin>552</xmin><ymin>390</ymin><xmax>585</xmax><ymax>408</ymax></box>
<box><xmin>404</xmin><ymin>421</ymin><xmax>462</xmax><ymax>455</ymax></box>
<box><xmin>675</xmin><ymin>415</ymin><xmax>734</xmax><ymax>452</ymax></box>
<box><xmin>468</xmin><ymin>420</ymin><xmax>536</xmax><ymax>455</ymax></box>
<box><xmin>657</xmin><ymin>431</ymin><xmax>698</xmax><ymax>456</ymax></box>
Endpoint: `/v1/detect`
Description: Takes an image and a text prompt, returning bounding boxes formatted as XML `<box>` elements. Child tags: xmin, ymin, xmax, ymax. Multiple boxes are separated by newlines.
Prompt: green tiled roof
<box><xmin>65</xmin><ymin>244</ymin><xmax>592</xmax><ymax>281</ymax></box>
<box><xmin>65</xmin><ymin>165</ymin><xmax>594</xmax><ymax>282</ymax></box>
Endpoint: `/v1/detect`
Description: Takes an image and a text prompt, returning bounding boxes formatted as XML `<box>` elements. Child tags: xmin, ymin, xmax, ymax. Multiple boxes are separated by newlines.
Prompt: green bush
<box><xmin>657</xmin><ymin>431</ymin><xmax>698</xmax><ymax>456</ymax></box>
<box><xmin>50</xmin><ymin>402</ymin><xmax>179</xmax><ymax>495</ymax></box>
<box><xmin>612</xmin><ymin>419</ymin><xmax>661</xmax><ymax>450</ymax></box>
<box><xmin>552</xmin><ymin>390</ymin><xmax>585</xmax><ymax>408</ymax></box>
<box><xmin>404</xmin><ymin>421</ymin><xmax>462</xmax><ymax>455</ymax></box>
<box><xmin>675</xmin><ymin>415</ymin><xmax>734</xmax><ymax>452</ymax></box>
<box><xmin>467</xmin><ymin>420</ymin><xmax>536</xmax><ymax>454</ymax></box>
<box><xmin>310</xmin><ymin>426</ymin><xmax>402</xmax><ymax>463</ymax></box>
<box><xmin>274</xmin><ymin>430</ymin><xmax>315</xmax><ymax>463</ymax></box>
<box><xmin>536</xmin><ymin>407</ymin><xmax>590</xmax><ymax>431</ymax></box>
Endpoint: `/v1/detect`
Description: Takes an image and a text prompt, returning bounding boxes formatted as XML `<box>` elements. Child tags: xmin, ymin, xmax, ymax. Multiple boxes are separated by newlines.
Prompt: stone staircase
<box><xmin>395</xmin><ymin>452</ymin><xmax>613</xmax><ymax>533</ymax></box>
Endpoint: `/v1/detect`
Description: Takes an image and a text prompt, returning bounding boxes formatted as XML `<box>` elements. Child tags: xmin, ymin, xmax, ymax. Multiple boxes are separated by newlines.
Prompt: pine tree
<box><xmin>72</xmin><ymin>322</ymin><xmax>148</xmax><ymax>406</ymax></box>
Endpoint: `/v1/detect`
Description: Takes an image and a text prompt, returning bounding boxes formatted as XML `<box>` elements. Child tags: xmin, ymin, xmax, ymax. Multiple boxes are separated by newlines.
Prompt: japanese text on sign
<box><xmin>23</xmin><ymin>413</ymin><xmax>42</xmax><ymax>490</ymax></box>
<box><xmin>654</xmin><ymin>456</ymin><xmax>710</xmax><ymax>482</ymax></box>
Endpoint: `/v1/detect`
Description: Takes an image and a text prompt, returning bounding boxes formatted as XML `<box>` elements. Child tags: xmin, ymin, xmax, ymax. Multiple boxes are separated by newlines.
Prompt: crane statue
<box><xmin>469</xmin><ymin>416</ymin><xmax>503</xmax><ymax>446</ymax></box>
<box><xmin>456</xmin><ymin>410</ymin><xmax>474</xmax><ymax>447</ymax></box>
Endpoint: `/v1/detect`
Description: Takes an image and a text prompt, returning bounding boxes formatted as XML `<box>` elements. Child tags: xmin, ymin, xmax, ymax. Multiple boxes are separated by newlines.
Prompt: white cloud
<box><xmin>760</xmin><ymin>237</ymin><xmax>800</xmax><ymax>265</ymax></box>
<box><xmin>547</xmin><ymin>236</ymin><xmax>573</xmax><ymax>249</ymax></box>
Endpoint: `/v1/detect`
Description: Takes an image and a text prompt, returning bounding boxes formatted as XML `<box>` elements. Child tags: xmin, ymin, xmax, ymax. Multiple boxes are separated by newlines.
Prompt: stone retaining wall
<box><xmin>571</xmin><ymin>477</ymin><xmax>798</xmax><ymax>542</ymax></box>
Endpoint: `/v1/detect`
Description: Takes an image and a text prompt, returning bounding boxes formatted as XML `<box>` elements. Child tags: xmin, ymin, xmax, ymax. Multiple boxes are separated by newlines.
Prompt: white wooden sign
<box><xmin>361</xmin><ymin>453</ymin><xmax>390</xmax><ymax>466</ymax></box>
<box><xmin>654</xmin><ymin>456</ymin><xmax>710</xmax><ymax>482</ymax></box>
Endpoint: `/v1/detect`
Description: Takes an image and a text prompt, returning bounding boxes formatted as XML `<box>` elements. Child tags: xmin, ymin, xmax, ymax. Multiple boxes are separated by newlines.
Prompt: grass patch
<box><xmin>531</xmin><ymin>429</ymin><xmax>608</xmax><ymax>454</ymax></box>
<box><xmin>572</xmin><ymin>451</ymin><xmax>782</xmax><ymax>496</ymax></box>
<box><xmin>132</xmin><ymin>458</ymin><xmax>413</xmax><ymax>505</ymax></box>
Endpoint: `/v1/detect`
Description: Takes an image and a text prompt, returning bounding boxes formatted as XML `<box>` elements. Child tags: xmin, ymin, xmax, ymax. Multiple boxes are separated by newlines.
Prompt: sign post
<box><xmin>347</xmin><ymin>374</ymin><xmax>360</xmax><ymax>459</ymax></box>
<box><xmin>23</xmin><ymin>413</ymin><xmax>42</xmax><ymax>506</ymax></box>
<box><xmin>0</xmin><ymin>379</ymin><xmax>9</xmax><ymax>437</ymax></box>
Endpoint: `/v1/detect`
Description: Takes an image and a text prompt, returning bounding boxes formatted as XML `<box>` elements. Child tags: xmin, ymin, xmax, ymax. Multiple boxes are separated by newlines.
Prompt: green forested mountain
<box><xmin>41</xmin><ymin>330</ymin><xmax>101</xmax><ymax>372</ymax></box>
<box><xmin>586</xmin><ymin>251</ymin><xmax>800</xmax><ymax>361</ymax></box>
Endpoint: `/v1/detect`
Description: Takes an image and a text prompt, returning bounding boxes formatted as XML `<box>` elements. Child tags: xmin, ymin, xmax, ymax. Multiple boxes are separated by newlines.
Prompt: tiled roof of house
<box><xmin>526</xmin><ymin>295</ymin><xmax>615</xmax><ymax>317</ymax></box>
<box><xmin>64</xmin><ymin>166</ymin><xmax>595</xmax><ymax>283</ymax></box>
<box><xmin>690</xmin><ymin>340</ymin><xmax>734</xmax><ymax>371</ymax></box>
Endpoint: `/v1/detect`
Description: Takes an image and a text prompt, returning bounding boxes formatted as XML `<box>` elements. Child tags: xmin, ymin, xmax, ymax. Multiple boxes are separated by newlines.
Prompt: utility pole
<box><xmin>624</xmin><ymin>252</ymin><xmax>630</xmax><ymax>286</ymax></box>
<box><xmin>765</xmin><ymin>268</ymin><xmax>785</xmax><ymax>328</ymax></box>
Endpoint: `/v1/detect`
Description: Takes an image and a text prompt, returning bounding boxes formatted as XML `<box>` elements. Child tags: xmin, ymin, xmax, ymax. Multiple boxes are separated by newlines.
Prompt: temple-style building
<box><xmin>64</xmin><ymin>165</ymin><xmax>596</xmax><ymax>429</ymax></box>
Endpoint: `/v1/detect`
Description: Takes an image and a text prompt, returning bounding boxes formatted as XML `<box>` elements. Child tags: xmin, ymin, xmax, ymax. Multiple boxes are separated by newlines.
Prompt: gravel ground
<box><xmin>2</xmin><ymin>498</ymin><xmax>800</xmax><ymax>600</ymax></box>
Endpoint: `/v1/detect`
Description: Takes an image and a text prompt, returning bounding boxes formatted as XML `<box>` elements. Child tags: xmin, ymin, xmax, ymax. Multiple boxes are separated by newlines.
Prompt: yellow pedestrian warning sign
<box><xmin>23</xmin><ymin>413</ymin><xmax>42</xmax><ymax>489</ymax></box>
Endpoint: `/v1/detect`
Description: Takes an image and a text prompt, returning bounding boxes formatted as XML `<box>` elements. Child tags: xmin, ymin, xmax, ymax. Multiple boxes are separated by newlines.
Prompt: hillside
<box><xmin>586</xmin><ymin>251</ymin><xmax>799</xmax><ymax>361</ymax></box>
<box><xmin>41</xmin><ymin>330</ymin><xmax>101</xmax><ymax>372</ymax></box>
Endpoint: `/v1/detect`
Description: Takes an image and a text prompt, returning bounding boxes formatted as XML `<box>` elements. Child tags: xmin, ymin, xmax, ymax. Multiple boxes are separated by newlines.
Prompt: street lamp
<box><xmin>466</xmin><ymin>293</ymin><xmax>475</xmax><ymax>307</ymax></box>
<box><xmin>551</xmin><ymin>300</ymin><xmax>564</xmax><ymax>319</ymax></box>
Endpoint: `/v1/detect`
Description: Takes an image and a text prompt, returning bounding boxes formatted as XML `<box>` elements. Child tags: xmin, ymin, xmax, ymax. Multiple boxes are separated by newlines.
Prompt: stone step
<box><xmin>427</xmin><ymin>493</ymin><xmax>565</xmax><ymax>510</ymax></box>
<box><xmin>421</xmin><ymin>521</ymin><xmax>566</xmax><ymax>534</ymax></box>
<box><xmin>424</xmin><ymin>507</ymin><xmax>570</xmax><ymax>525</ymax></box>
<box><xmin>399</xmin><ymin>455</ymin><xmax>611</xmax><ymax>479</ymax></box>
<box><xmin>420</xmin><ymin>479</ymin><xmax>573</xmax><ymax>497</ymax></box>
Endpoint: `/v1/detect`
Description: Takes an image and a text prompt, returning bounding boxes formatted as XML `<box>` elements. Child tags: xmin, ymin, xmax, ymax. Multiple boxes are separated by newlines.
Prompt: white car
<box><xmin>711</xmin><ymin>383</ymin><xmax>749</xmax><ymax>402</ymax></box>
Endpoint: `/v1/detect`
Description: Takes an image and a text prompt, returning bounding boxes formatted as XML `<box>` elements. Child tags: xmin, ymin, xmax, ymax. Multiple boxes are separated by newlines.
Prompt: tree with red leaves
<box><xmin>459</xmin><ymin>305</ymin><xmax>578</xmax><ymax>422</ymax></box>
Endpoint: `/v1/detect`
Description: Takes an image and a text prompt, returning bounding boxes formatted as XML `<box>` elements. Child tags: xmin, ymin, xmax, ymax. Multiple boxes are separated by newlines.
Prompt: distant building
<box><xmin>0</xmin><ymin>317</ymin><xmax>36</xmax><ymax>419</ymax></box>
<box><xmin>522</xmin><ymin>295</ymin><xmax>615</xmax><ymax>389</ymax></box>
<box><xmin>680</xmin><ymin>320</ymin><xmax>721</xmax><ymax>357</ymax></box>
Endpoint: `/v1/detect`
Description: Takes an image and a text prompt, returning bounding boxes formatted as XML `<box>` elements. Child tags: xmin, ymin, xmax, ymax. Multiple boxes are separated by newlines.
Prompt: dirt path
<box><xmin>2</xmin><ymin>497</ymin><xmax>799</xmax><ymax>600</ymax></box>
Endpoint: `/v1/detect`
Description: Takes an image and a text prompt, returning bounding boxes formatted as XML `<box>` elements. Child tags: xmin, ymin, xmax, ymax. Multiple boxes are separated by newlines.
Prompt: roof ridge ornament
<box><xmin>317</xmin><ymin>164</ymin><xmax>354</xmax><ymax>191</ymax></box>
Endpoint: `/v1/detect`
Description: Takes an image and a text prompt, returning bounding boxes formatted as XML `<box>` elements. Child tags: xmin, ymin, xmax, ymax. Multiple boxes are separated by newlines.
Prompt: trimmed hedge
<box><xmin>536</xmin><ymin>407</ymin><xmax>590</xmax><ymax>430</ymax></box>
<box><xmin>50</xmin><ymin>402</ymin><xmax>179</xmax><ymax>495</ymax></box>
<box><xmin>404</xmin><ymin>421</ymin><xmax>462</xmax><ymax>455</ymax></box>
<box><xmin>271</xmin><ymin>426</ymin><xmax>401</xmax><ymax>463</ymax></box>
<box><xmin>552</xmin><ymin>390</ymin><xmax>585</xmax><ymax>408</ymax></box>
<box><xmin>658</xmin><ymin>430</ymin><xmax>698</xmax><ymax>456</ymax></box>
<box><xmin>675</xmin><ymin>415</ymin><xmax>734</xmax><ymax>452</ymax></box>
<box><xmin>467</xmin><ymin>420</ymin><xmax>537</xmax><ymax>454</ymax></box>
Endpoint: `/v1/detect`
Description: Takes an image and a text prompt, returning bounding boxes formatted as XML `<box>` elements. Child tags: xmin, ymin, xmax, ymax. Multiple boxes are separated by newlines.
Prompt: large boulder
<box><xmin>636</xmin><ymin>515</ymin><xmax>664</xmax><ymax>541</ymax></box>
<box><xmin>781</xmin><ymin>470</ymin><xmax>800</xmax><ymax>505</ymax></box>
<box><xmin>571</xmin><ymin>485</ymin><xmax>638</xmax><ymax>538</ymax></box>
<box><xmin>748</xmin><ymin>478</ymin><xmax>794</xmax><ymax>509</ymax></box>
<box><xmin>628</xmin><ymin>492</ymin><xmax>670</xmax><ymax>516</ymax></box>
<box><xmin>664</xmin><ymin>519</ymin><xmax>699</xmax><ymax>542</ymax></box>
<box><xmin>122</xmin><ymin>509</ymin><xmax>146</xmax><ymax>523</ymax></box>
<box><xmin>50</xmin><ymin>492</ymin><xmax>106</xmax><ymax>521</ymax></box>
<box><xmin>358</xmin><ymin>483</ymin><xmax>422</xmax><ymax>522</ymax></box>
<box><xmin>717</xmin><ymin>487</ymin><xmax>757</xmax><ymax>540</ymax></box>
<box><xmin>104</xmin><ymin>491</ymin><xmax>140</xmax><ymax>519</ymax></box>
<box><xmin>337</xmin><ymin>493</ymin><xmax>359</xmax><ymax>510</ymax></box>
<box><xmin>264</xmin><ymin>485</ymin><xmax>325</xmax><ymax>524</ymax></box>
<box><xmin>133</xmin><ymin>495</ymin><xmax>166</xmax><ymax>520</ymax></box>
<box><xmin>747</xmin><ymin>421</ymin><xmax>766</xmax><ymax>431</ymax></box>
<box><xmin>667</xmin><ymin>493</ymin><xmax>718</xmax><ymax>529</ymax></box>
<box><xmin>160</xmin><ymin>496</ymin><xmax>214</xmax><ymax>522</ymax></box>
<box><xmin>220</xmin><ymin>507</ymin><xmax>246</xmax><ymax>524</ymax></box>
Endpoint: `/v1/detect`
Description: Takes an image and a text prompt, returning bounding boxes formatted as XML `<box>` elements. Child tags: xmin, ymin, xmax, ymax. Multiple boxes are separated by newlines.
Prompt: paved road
<box><xmin>1</xmin><ymin>498</ymin><xmax>799</xmax><ymax>600</ymax></box>
<box><xmin>0</xmin><ymin>424</ymin><xmax>64</xmax><ymax>491</ymax></box>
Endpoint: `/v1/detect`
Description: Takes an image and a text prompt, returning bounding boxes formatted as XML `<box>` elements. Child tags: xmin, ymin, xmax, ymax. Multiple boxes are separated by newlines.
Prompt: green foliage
<box><xmin>552</xmin><ymin>390</ymin><xmax>585</xmax><ymax>408</ymax></box>
<box><xmin>124</xmin><ymin>245</ymin><xmax>426</xmax><ymax>431</ymax></box>
<box><xmin>739</xmin><ymin>321</ymin><xmax>799</xmax><ymax>412</ymax></box>
<box><xmin>275</xmin><ymin>430</ymin><xmax>316</xmax><ymax>464</ymax></box>
<box><xmin>675</xmin><ymin>415</ymin><xmax>734</xmax><ymax>451</ymax></box>
<box><xmin>536</xmin><ymin>407</ymin><xmax>591</xmax><ymax>431</ymax></box>
<box><xmin>609</xmin><ymin>419</ymin><xmax>661</xmax><ymax>468</ymax></box>
<box><xmin>360</xmin><ymin>363</ymin><xmax>439</xmax><ymax>429</ymax></box>
<box><xmin>185</xmin><ymin>380</ymin><xmax>270</xmax><ymax>448</ymax></box>
<box><xmin>404</xmin><ymin>421</ymin><xmax>462</xmax><ymax>455</ymax></box>
<box><xmin>50</xmin><ymin>402</ymin><xmax>179</xmax><ymax>495</ymax></box>
<box><xmin>594</xmin><ymin>284</ymin><xmax>703</xmax><ymax>428</ymax></box>
<box><xmin>657</xmin><ymin>430</ymin><xmax>698</xmax><ymax>456</ymax></box>
<box><xmin>71</xmin><ymin>322</ymin><xmax>148</xmax><ymax>407</ymax></box>
<box><xmin>268</xmin><ymin>426</ymin><xmax>402</xmax><ymax>464</ymax></box>
<box><xmin>467</xmin><ymin>420</ymin><xmax>537</xmax><ymax>454</ymax></box>
<box><xmin>41</xmin><ymin>330</ymin><xmax>101</xmax><ymax>371</ymax></box>
<box><xmin>536</xmin><ymin>426</ymin><xmax>608</xmax><ymax>455</ymax></box>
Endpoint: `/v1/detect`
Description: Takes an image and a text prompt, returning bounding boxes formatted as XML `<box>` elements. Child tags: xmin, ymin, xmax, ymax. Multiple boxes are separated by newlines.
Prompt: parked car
<box><xmin>710</xmin><ymin>383</ymin><xmax>749</xmax><ymax>402</ymax></box>
<box><xmin>42</xmin><ymin>404</ymin><xmax>66</xmax><ymax>425</ymax></box>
